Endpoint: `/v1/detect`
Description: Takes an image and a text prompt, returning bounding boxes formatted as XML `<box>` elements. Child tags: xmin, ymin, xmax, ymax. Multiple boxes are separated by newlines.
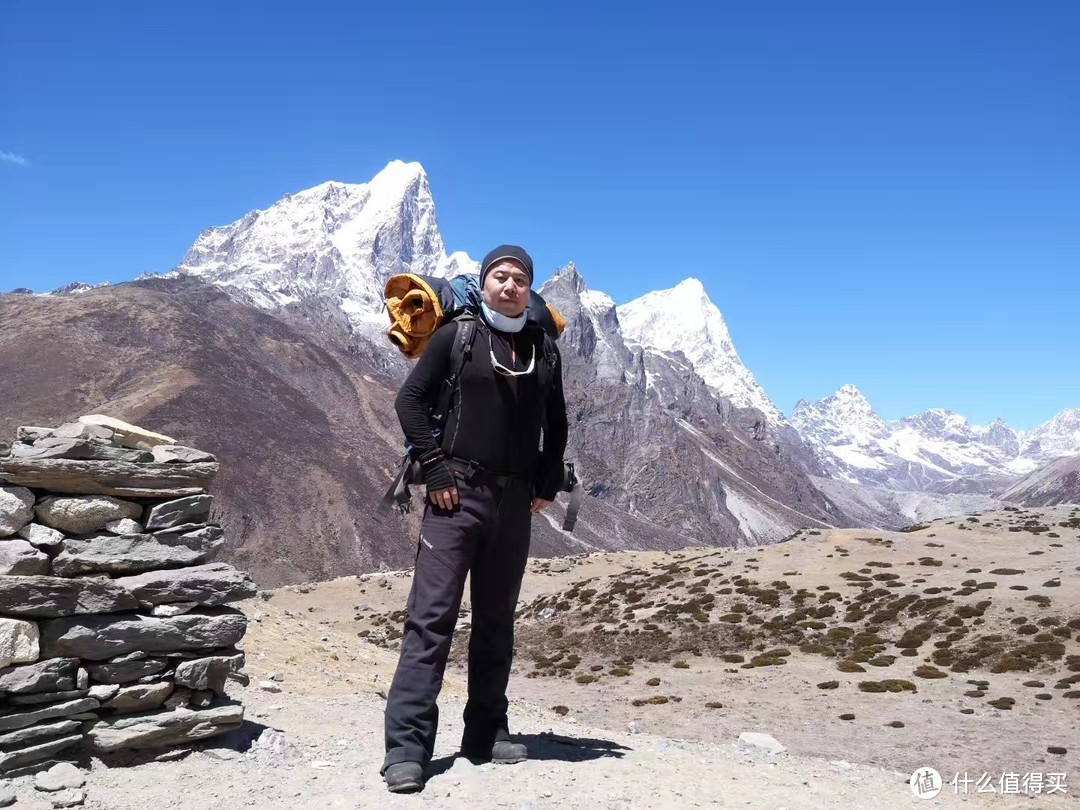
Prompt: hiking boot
<box><xmin>491</xmin><ymin>739</ymin><xmax>528</xmax><ymax>764</ymax></box>
<box><xmin>384</xmin><ymin>761</ymin><xmax>424</xmax><ymax>793</ymax></box>
<box><xmin>460</xmin><ymin>738</ymin><xmax>528</xmax><ymax>764</ymax></box>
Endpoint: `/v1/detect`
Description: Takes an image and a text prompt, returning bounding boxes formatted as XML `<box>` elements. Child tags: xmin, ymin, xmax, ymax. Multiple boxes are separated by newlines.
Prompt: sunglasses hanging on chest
<box><xmin>488</xmin><ymin>331</ymin><xmax>535</xmax><ymax>377</ymax></box>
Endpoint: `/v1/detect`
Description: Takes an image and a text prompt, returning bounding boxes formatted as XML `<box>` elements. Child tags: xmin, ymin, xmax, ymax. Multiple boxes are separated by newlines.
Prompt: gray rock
<box><xmin>0</xmin><ymin>757</ymin><xmax>66</xmax><ymax>779</ymax></box>
<box><xmin>15</xmin><ymin>427</ymin><xmax>55</xmax><ymax>443</ymax></box>
<box><xmin>87</xmin><ymin>684</ymin><xmax>119</xmax><ymax>702</ymax></box>
<box><xmin>9</xmin><ymin>437</ymin><xmax>150</xmax><ymax>463</ymax></box>
<box><xmin>82</xmin><ymin>702</ymin><xmax>244</xmax><ymax>752</ymax></box>
<box><xmin>74</xmin><ymin>415</ymin><xmax>174</xmax><ymax>450</ymax></box>
<box><xmin>0</xmin><ymin>784</ymin><xmax>11</xmax><ymax>807</ymax></box>
<box><xmin>174</xmin><ymin>654</ymin><xmax>240</xmax><ymax>695</ymax></box>
<box><xmin>35</xmin><ymin>495</ymin><xmax>142</xmax><ymax>535</ymax></box>
<box><xmin>113</xmin><ymin>562</ymin><xmax>256</xmax><ymax>606</ymax></box>
<box><xmin>0</xmin><ymin>457</ymin><xmax>216</xmax><ymax>499</ymax></box>
<box><xmin>0</xmin><ymin>486</ymin><xmax>35</xmax><ymax>537</ymax></box>
<box><xmin>84</xmin><ymin>657</ymin><xmax>170</xmax><ymax>684</ymax></box>
<box><xmin>189</xmin><ymin>689</ymin><xmax>213</xmax><ymax>708</ymax></box>
<box><xmin>152</xmin><ymin>747</ymin><xmax>191</xmax><ymax>762</ymax></box>
<box><xmin>258</xmin><ymin>681</ymin><xmax>281</xmax><ymax>693</ymax></box>
<box><xmin>143</xmin><ymin>495</ymin><xmax>212</xmax><ymax>531</ymax></box>
<box><xmin>164</xmin><ymin>686</ymin><xmax>191</xmax><ymax>710</ymax></box>
<box><xmin>0</xmin><ymin>657</ymin><xmax>79</xmax><ymax>694</ymax></box>
<box><xmin>7</xmin><ymin>689</ymin><xmax>89</xmax><ymax>706</ymax></box>
<box><xmin>0</xmin><ymin>719</ymin><xmax>80</xmax><ymax>748</ymax></box>
<box><xmin>103</xmin><ymin>681</ymin><xmax>173</xmax><ymax>714</ymax></box>
<box><xmin>33</xmin><ymin>761</ymin><xmax>86</xmax><ymax>791</ymax></box>
<box><xmin>0</xmin><ymin>732</ymin><xmax>82</xmax><ymax>772</ymax></box>
<box><xmin>104</xmin><ymin>518</ymin><xmax>142</xmax><ymax>535</ymax></box>
<box><xmin>75</xmin><ymin>668</ymin><xmax>87</xmax><ymax>690</ymax></box>
<box><xmin>152</xmin><ymin>445</ymin><xmax>217</xmax><ymax>464</ymax></box>
<box><xmin>134</xmin><ymin>673</ymin><xmax>171</xmax><ymax>685</ymax></box>
<box><xmin>0</xmin><ymin>538</ymin><xmax>49</xmax><ymax>575</ymax></box>
<box><xmin>737</xmin><ymin>732</ymin><xmax>786</xmax><ymax>755</ymax></box>
<box><xmin>17</xmin><ymin>523</ymin><xmax>66</xmax><ymax>551</ymax></box>
<box><xmin>39</xmin><ymin>607</ymin><xmax>247</xmax><ymax>661</ymax></box>
<box><xmin>86</xmin><ymin>686</ymin><xmax>119</xmax><ymax>704</ymax></box>
<box><xmin>51</xmin><ymin>528</ymin><xmax>224</xmax><ymax>577</ymax></box>
<box><xmin>53</xmin><ymin>423</ymin><xmax>114</xmax><ymax>442</ymax></box>
<box><xmin>47</xmin><ymin>788</ymin><xmax>86</xmax><ymax>807</ymax></box>
<box><xmin>150</xmin><ymin>522</ymin><xmax>207</xmax><ymax>539</ymax></box>
<box><xmin>0</xmin><ymin>698</ymin><xmax>99</xmax><ymax>732</ymax></box>
<box><xmin>0</xmin><ymin>618</ymin><xmax>40</xmax><ymax>669</ymax></box>
<box><xmin>150</xmin><ymin>602</ymin><xmax>197</xmax><ymax>617</ymax></box>
<box><xmin>0</xmin><ymin>575</ymin><xmax>140</xmax><ymax>617</ymax></box>
<box><xmin>9</xmin><ymin>439</ymin><xmax>75</xmax><ymax>459</ymax></box>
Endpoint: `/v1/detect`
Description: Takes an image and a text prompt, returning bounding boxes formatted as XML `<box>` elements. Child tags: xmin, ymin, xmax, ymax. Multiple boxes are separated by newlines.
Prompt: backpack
<box><xmin>375</xmin><ymin>276</ymin><xmax>582</xmax><ymax>531</ymax></box>
<box><xmin>384</xmin><ymin>272</ymin><xmax>565</xmax><ymax>359</ymax></box>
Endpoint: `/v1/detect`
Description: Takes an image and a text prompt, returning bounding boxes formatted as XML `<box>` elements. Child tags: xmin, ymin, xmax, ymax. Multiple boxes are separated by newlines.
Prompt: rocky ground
<box><xmin>2</xmin><ymin>505</ymin><xmax>1078</xmax><ymax>808</ymax></box>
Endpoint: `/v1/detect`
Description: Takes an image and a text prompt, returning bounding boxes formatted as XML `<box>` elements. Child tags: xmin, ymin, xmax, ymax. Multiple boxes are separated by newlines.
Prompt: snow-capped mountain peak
<box><xmin>616</xmin><ymin>279</ymin><xmax>783</xmax><ymax>422</ymax></box>
<box><xmin>175</xmin><ymin>160</ymin><xmax>468</xmax><ymax>326</ymax></box>
<box><xmin>900</xmin><ymin>408</ymin><xmax>974</xmax><ymax>443</ymax></box>
<box><xmin>1021</xmin><ymin>408</ymin><xmax>1080</xmax><ymax>460</ymax></box>
<box><xmin>791</xmin><ymin>384</ymin><xmax>886</xmax><ymax>448</ymax></box>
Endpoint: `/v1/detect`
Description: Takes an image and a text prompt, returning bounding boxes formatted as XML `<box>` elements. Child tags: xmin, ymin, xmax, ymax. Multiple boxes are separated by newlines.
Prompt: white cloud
<box><xmin>1</xmin><ymin>151</ymin><xmax>29</xmax><ymax>167</ymax></box>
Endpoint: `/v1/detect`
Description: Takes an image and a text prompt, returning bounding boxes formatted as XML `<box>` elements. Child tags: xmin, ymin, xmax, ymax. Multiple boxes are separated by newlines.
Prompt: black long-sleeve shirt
<box><xmin>394</xmin><ymin>317</ymin><xmax>569</xmax><ymax>500</ymax></box>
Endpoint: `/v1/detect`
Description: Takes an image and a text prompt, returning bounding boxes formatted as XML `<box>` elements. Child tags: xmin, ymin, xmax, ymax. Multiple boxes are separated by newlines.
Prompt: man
<box><xmin>381</xmin><ymin>245</ymin><xmax>569</xmax><ymax>793</ymax></box>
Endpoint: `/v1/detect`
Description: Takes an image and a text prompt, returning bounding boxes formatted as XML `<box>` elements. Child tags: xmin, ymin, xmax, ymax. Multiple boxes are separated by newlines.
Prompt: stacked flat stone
<box><xmin>0</xmin><ymin>415</ymin><xmax>256</xmax><ymax>773</ymax></box>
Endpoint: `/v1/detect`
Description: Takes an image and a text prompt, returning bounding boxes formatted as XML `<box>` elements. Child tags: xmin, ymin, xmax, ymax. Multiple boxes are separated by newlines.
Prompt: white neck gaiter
<box><xmin>480</xmin><ymin>300</ymin><xmax>527</xmax><ymax>333</ymax></box>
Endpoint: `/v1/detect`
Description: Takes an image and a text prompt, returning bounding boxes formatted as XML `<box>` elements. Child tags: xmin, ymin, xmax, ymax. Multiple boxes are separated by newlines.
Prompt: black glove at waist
<box><xmin>416</xmin><ymin>447</ymin><xmax>455</xmax><ymax>492</ymax></box>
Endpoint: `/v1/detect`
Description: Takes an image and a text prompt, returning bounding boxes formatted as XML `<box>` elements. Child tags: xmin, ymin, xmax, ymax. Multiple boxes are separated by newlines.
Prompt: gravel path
<box><xmin>1</xmin><ymin>684</ymin><xmax>1058</xmax><ymax>809</ymax></box>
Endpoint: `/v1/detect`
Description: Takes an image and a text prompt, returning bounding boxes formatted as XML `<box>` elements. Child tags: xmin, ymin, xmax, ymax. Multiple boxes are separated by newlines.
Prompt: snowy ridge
<box><xmin>176</xmin><ymin>160</ymin><xmax>473</xmax><ymax>329</ymax></box>
<box><xmin>1020</xmin><ymin>409</ymin><xmax>1080</xmax><ymax>462</ymax></box>
<box><xmin>617</xmin><ymin>278</ymin><xmax>785</xmax><ymax>422</ymax></box>
<box><xmin>792</xmin><ymin>385</ymin><xmax>1079</xmax><ymax>491</ymax></box>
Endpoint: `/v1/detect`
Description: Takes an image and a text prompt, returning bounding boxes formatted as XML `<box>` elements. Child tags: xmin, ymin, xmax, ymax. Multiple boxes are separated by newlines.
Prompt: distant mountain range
<box><xmin>4</xmin><ymin>159</ymin><xmax>1077</xmax><ymax>583</ymax></box>
<box><xmin>791</xmin><ymin>385</ymin><xmax>1079</xmax><ymax>492</ymax></box>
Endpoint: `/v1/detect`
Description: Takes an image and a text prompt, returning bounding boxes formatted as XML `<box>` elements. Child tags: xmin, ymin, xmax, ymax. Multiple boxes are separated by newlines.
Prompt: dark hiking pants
<box><xmin>381</xmin><ymin>469</ymin><xmax>532</xmax><ymax>773</ymax></box>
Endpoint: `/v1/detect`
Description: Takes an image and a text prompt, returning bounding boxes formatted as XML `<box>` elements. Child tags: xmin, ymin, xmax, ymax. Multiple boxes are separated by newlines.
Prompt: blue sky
<box><xmin>2</xmin><ymin>1</ymin><xmax>1076</xmax><ymax>430</ymax></box>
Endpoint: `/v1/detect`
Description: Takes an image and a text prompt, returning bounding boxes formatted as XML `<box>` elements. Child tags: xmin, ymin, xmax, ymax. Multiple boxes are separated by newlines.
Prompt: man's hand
<box><xmin>530</xmin><ymin>497</ymin><xmax>553</xmax><ymax>515</ymax></box>
<box><xmin>429</xmin><ymin>485</ymin><xmax>459</xmax><ymax>511</ymax></box>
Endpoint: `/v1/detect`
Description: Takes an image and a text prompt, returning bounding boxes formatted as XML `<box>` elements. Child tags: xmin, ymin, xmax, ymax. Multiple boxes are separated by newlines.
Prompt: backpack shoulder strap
<box><xmin>537</xmin><ymin>331</ymin><xmax>558</xmax><ymax>397</ymax></box>
<box><xmin>431</xmin><ymin>314</ymin><xmax>478</xmax><ymax>427</ymax></box>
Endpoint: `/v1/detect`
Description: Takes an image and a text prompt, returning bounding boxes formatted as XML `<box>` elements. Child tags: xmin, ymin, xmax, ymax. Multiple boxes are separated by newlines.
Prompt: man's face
<box><xmin>481</xmin><ymin>260</ymin><xmax>530</xmax><ymax>318</ymax></box>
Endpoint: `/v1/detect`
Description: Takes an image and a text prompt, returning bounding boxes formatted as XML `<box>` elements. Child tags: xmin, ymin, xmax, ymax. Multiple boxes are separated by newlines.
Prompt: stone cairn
<box><xmin>0</xmin><ymin>415</ymin><xmax>256</xmax><ymax>774</ymax></box>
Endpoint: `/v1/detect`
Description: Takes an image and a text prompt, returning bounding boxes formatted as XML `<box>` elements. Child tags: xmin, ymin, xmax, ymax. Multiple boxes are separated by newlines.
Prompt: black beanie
<box><xmin>480</xmin><ymin>245</ymin><xmax>534</xmax><ymax>287</ymax></box>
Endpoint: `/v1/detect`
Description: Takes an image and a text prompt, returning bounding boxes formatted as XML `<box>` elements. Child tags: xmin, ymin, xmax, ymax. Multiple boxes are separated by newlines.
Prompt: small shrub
<box><xmin>914</xmin><ymin>665</ymin><xmax>948</xmax><ymax>679</ymax></box>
